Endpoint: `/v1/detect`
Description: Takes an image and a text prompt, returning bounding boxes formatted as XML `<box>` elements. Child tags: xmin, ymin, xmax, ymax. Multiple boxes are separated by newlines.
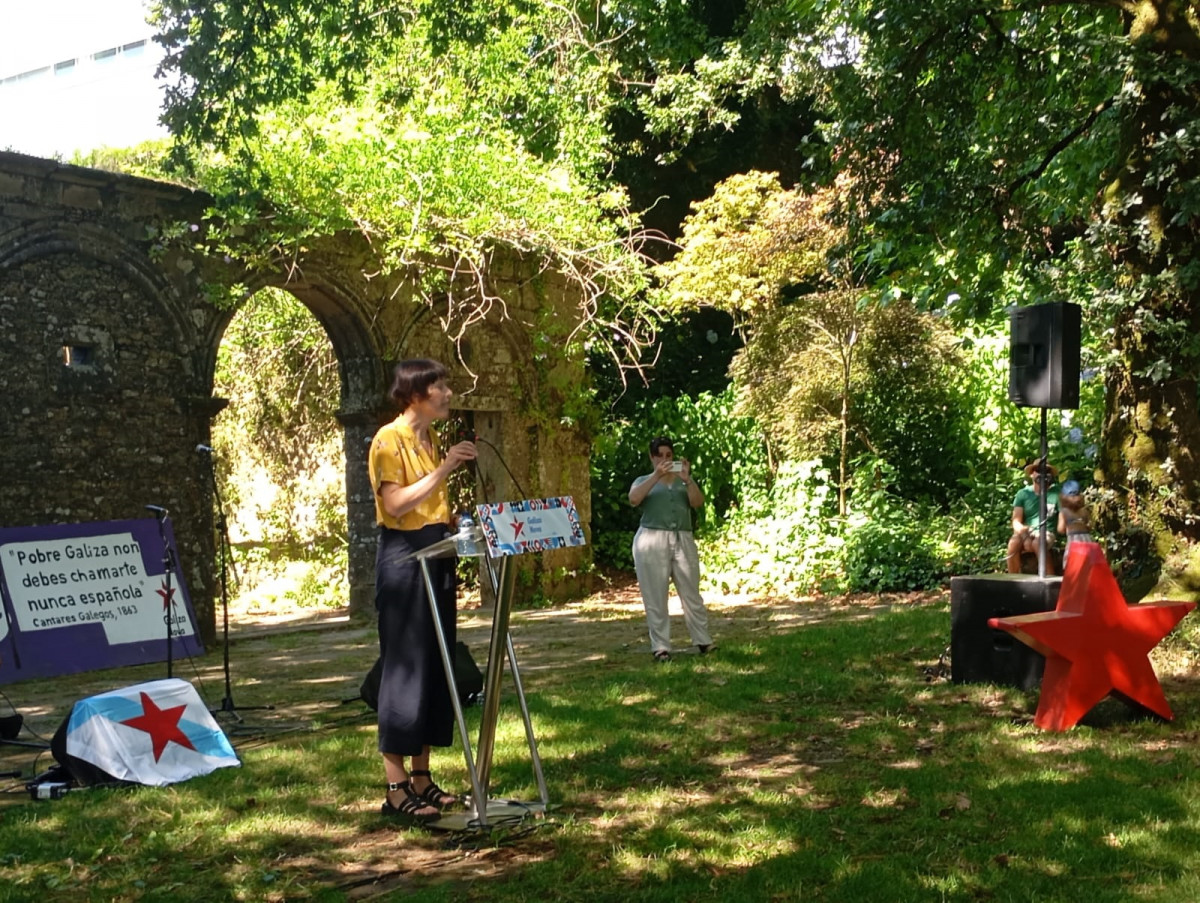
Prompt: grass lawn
<box><xmin>1</xmin><ymin>578</ymin><xmax>1199</xmax><ymax>902</ymax></box>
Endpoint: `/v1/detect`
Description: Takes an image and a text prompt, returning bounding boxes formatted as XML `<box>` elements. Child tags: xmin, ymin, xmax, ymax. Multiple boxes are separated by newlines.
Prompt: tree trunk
<box><xmin>1095</xmin><ymin>2</ymin><xmax>1200</xmax><ymax>599</ymax></box>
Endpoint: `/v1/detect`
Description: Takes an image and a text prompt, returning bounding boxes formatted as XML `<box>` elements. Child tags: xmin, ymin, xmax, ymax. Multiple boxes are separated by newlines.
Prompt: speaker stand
<box><xmin>1035</xmin><ymin>407</ymin><xmax>1051</xmax><ymax>578</ymax></box>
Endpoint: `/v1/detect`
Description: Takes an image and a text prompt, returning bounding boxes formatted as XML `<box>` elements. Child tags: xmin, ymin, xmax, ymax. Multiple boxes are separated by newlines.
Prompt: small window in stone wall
<box><xmin>62</xmin><ymin>345</ymin><xmax>96</xmax><ymax>368</ymax></box>
<box><xmin>56</xmin><ymin>329</ymin><xmax>113</xmax><ymax>393</ymax></box>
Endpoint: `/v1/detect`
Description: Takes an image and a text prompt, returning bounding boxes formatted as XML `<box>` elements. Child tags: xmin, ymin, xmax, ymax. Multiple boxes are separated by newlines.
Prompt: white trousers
<box><xmin>632</xmin><ymin>527</ymin><xmax>712</xmax><ymax>653</ymax></box>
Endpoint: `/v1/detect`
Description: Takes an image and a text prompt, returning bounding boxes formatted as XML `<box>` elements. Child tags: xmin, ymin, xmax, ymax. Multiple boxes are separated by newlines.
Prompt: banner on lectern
<box><xmin>476</xmin><ymin>497</ymin><xmax>586</xmax><ymax>557</ymax></box>
<box><xmin>0</xmin><ymin>519</ymin><xmax>203</xmax><ymax>684</ymax></box>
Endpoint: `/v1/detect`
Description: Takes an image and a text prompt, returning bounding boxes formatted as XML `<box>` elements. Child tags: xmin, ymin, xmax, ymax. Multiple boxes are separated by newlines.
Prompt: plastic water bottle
<box><xmin>455</xmin><ymin>516</ymin><xmax>476</xmax><ymax>557</ymax></box>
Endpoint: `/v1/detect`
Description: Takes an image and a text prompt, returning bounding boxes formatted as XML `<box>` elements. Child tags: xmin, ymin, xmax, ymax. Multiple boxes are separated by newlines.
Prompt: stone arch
<box><xmin>197</xmin><ymin>271</ymin><xmax>388</xmax><ymax>411</ymax></box>
<box><xmin>0</xmin><ymin>221</ymin><xmax>198</xmax><ymax>355</ymax></box>
<box><xmin>197</xmin><ymin>271</ymin><xmax>392</xmax><ymax>616</ymax></box>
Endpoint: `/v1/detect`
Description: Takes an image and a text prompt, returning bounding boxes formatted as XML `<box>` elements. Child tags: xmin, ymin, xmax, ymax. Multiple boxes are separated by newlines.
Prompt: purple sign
<box><xmin>0</xmin><ymin>519</ymin><xmax>204</xmax><ymax>684</ymax></box>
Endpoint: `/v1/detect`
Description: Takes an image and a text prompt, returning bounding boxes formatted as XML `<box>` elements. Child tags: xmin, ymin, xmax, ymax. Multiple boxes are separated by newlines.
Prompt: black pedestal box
<box><xmin>950</xmin><ymin>574</ymin><xmax>1061</xmax><ymax>690</ymax></box>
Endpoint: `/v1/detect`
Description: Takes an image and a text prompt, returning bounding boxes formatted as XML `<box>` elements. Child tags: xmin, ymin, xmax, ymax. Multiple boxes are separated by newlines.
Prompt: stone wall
<box><xmin>0</xmin><ymin>155</ymin><xmax>222</xmax><ymax>643</ymax></box>
<box><xmin>0</xmin><ymin>151</ymin><xmax>593</xmax><ymax>644</ymax></box>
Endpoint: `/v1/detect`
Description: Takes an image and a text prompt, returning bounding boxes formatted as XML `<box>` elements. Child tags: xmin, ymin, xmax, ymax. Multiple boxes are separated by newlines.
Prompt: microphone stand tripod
<box><xmin>145</xmin><ymin>505</ymin><xmax>177</xmax><ymax>679</ymax></box>
<box><xmin>200</xmin><ymin>447</ymin><xmax>273</xmax><ymax>722</ymax></box>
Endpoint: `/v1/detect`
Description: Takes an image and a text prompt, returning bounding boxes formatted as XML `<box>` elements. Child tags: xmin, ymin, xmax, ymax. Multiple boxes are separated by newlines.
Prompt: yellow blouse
<box><xmin>368</xmin><ymin>417</ymin><xmax>450</xmax><ymax>530</ymax></box>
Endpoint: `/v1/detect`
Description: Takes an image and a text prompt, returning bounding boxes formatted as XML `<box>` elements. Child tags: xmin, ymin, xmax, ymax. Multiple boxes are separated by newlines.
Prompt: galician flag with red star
<box><xmin>62</xmin><ymin>678</ymin><xmax>239</xmax><ymax>786</ymax></box>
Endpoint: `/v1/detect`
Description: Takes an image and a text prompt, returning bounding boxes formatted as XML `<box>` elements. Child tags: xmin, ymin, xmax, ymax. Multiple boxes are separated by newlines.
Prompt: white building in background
<box><xmin>0</xmin><ymin>0</ymin><xmax>168</xmax><ymax>158</ymax></box>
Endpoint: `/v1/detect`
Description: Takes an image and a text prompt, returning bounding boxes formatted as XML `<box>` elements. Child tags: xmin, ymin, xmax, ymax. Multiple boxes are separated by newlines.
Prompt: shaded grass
<box><xmin>4</xmin><ymin>598</ymin><xmax>1200</xmax><ymax>901</ymax></box>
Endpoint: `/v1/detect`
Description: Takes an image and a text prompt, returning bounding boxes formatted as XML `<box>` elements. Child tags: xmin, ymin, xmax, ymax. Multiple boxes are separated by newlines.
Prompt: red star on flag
<box><xmin>121</xmin><ymin>692</ymin><xmax>196</xmax><ymax>761</ymax></box>
<box><xmin>510</xmin><ymin>520</ymin><xmax>525</xmax><ymax>539</ymax></box>
<box><xmin>157</xmin><ymin>580</ymin><xmax>175</xmax><ymax>611</ymax></box>
<box><xmin>989</xmin><ymin>543</ymin><xmax>1194</xmax><ymax>731</ymax></box>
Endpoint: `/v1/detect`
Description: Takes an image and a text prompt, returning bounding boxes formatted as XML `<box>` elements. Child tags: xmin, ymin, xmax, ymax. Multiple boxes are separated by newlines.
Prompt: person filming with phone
<box><xmin>628</xmin><ymin>437</ymin><xmax>716</xmax><ymax>662</ymax></box>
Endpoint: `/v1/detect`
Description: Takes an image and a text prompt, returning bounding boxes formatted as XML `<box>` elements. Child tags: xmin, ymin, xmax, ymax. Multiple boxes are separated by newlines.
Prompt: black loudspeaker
<box><xmin>0</xmin><ymin>713</ymin><xmax>22</xmax><ymax>740</ymax></box>
<box><xmin>950</xmin><ymin>575</ymin><xmax>1061</xmax><ymax>690</ymax></box>
<box><xmin>1008</xmin><ymin>302</ymin><xmax>1081</xmax><ymax>409</ymax></box>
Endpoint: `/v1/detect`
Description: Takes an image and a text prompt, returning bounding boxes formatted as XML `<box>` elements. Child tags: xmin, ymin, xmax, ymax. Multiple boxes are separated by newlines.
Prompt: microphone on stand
<box><xmin>452</xmin><ymin>422</ymin><xmax>479</xmax><ymax>480</ymax></box>
<box><xmin>144</xmin><ymin>504</ymin><xmax>168</xmax><ymax>518</ymax></box>
<box><xmin>196</xmin><ymin>444</ymin><xmax>214</xmax><ymax>454</ymax></box>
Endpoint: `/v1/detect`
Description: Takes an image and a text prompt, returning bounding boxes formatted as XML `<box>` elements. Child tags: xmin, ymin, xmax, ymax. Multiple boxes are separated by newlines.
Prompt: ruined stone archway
<box><xmin>0</xmin><ymin>152</ymin><xmax>594</xmax><ymax>644</ymax></box>
<box><xmin>201</xmin><ymin>274</ymin><xmax>392</xmax><ymax>617</ymax></box>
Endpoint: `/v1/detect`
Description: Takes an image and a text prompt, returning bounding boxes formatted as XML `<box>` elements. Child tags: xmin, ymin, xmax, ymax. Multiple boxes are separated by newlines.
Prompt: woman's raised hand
<box><xmin>445</xmin><ymin>440</ymin><xmax>478</xmax><ymax>469</ymax></box>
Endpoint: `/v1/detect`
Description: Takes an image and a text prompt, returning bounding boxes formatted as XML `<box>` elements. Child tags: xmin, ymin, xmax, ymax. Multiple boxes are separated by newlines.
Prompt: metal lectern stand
<box><xmin>411</xmin><ymin>529</ymin><xmax>549</xmax><ymax>831</ymax></box>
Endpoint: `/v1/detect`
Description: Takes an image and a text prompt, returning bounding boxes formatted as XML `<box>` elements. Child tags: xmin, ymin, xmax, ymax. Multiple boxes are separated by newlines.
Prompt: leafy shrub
<box><xmin>591</xmin><ymin>528</ymin><xmax>637</xmax><ymax>572</ymax></box>
<box><xmin>700</xmin><ymin>460</ymin><xmax>844</xmax><ymax>596</ymax></box>
<box><xmin>1102</xmin><ymin>522</ymin><xmax>1161</xmax><ymax>604</ymax></box>
<box><xmin>930</xmin><ymin>508</ymin><xmax>1010</xmax><ymax>577</ymax></box>
<box><xmin>850</xmin><ymin>303</ymin><xmax>976</xmax><ymax>506</ymax></box>
<box><xmin>840</xmin><ymin>509</ymin><xmax>942</xmax><ymax>592</ymax></box>
<box><xmin>731</xmin><ymin>296</ymin><xmax>979</xmax><ymax>510</ymax></box>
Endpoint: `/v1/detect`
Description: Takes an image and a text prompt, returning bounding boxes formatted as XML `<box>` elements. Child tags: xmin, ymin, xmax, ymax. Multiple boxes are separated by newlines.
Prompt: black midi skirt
<box><xmin>375</xmin><ymin>524</ymin><xmax>457</xmax><ymax>756</ymax></box>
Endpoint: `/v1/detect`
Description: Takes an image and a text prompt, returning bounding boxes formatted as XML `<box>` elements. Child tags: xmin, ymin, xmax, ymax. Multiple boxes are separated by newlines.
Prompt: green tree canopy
<box><xmin>656</xmin><ymin>170</ymin><xmax>840</xmax><ymax>322</ymax></box>
<box><xmin>649</xmin><ymin>0</ymin><xmax>1200</xmax><ymax>591</ymax></box>
<box><xmin>146</xmin><ymin>0</ymin><xmax>1200</xmax><ymax>591</ymax></box>
<box><xmin>149</xmin><ymin>1</ymin><xmax>665</xmax><ymax>374</ymax></box>
<box><xmin>660</xmin><ymin>170</ymin><xmax>970</xmax><ymax>512</ymax></box>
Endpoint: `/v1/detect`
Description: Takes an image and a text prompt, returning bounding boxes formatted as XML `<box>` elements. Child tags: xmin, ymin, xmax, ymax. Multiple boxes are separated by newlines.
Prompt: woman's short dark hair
<box><xmin>389</xmin><ymin>359</ymin><xmax>448</xmax><ymax>411</ymax></box>
<box><xmin>649</xmin><ymin>437</ymin><xmax>674</xmax><ymax>457</ymax></box>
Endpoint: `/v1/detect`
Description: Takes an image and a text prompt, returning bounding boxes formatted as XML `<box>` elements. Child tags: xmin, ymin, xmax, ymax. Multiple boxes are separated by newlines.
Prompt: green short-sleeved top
<box><xmin>631</xmin><ymin>475</ymin><xmax>694</xmax><ymax>531</ymax></box>
<box><xmin>1013</xmin><ymin>485</ymin><xmax>1059</xmax><ymax>531</ymax></box>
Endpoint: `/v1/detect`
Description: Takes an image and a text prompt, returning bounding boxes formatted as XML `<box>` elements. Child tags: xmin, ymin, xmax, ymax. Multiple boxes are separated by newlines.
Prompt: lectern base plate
<box><xmin>427</xmin><ymin>798</ymin><xmax>548</xmax><ymax>832</ymax></box>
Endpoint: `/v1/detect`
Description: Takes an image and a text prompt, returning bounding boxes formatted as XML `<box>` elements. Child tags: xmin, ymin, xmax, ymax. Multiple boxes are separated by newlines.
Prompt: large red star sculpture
<box><xmin>121</xmin><ymin>692</ymin><xmax>196</xmax><ymax>761</ymax></box>
<box><xmin>989</xmin><ymin>542</ymin><xmax>1194</xmax><ymax>731</ymax></box>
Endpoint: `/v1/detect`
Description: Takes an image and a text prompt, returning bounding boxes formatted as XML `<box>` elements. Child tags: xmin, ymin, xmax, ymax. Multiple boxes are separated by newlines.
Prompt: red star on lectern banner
<box><xmin>121</xmin><ymin>692</ymin><xmax>196</xmax><ymax>761</ymax></box>
<box><xmin>157</xmin><ymin>580</ymin><xmax>176</xmax><ymax>611</ymax></box>
<box><xmin>989</xmin><ymin>542</ymin><xmax>1194</xmax><ymax>731</ymax></box>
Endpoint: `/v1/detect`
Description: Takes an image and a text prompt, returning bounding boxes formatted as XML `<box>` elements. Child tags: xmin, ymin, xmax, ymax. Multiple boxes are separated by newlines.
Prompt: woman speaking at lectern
<box><xmin>368</xmin><ymin>359</ymin><xmax>476</xmax><ymax>824</ymax></box>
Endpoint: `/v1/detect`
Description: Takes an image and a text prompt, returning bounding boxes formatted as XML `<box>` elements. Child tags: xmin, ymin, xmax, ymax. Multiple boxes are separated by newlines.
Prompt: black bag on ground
<box><xmin>51</xmin><ymin>716</ymin><xmax>126</xmax><ymax>788</ymax></box>
<box><xmin>360</xmin><ymin>642</ymin><xmax>484</xmax><ymax>710</ymax></box>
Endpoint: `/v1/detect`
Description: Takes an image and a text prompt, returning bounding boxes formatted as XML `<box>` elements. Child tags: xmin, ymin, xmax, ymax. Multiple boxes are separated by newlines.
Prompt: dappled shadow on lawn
<box><xmin>485</xmin><ymin>608</ymin><xmax>1200</xmax><ymax>902</ymax></box>
<box><xmin>4</xmin><ymin>578</ymin><xmax>1200</xmax><ymax>900</ymax></box>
